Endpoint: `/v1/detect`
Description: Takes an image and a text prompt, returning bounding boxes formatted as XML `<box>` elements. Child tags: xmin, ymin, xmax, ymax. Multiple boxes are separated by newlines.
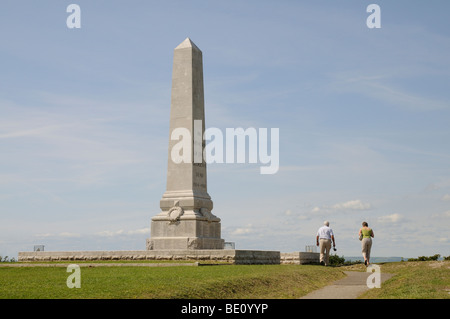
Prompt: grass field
<box><xmin>356</xmin><ymin>260</ymin><xmax>450</xmax><ymax>299</ymax></box>
<box><xmin>0</xmin><ymin>263</ymin><xmax>345</xmax><ymax>299</ymax></box>
<box><xmin>0</xmin><ymin>260</ymin><xmax>448</xmax><ymax>299</ymax></box>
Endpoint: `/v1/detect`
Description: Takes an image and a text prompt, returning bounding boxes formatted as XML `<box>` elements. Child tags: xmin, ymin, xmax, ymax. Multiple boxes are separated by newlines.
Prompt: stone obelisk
<box><xmin>147</xmin><ymin>38</ymin><xmax>224</xmax><ymax>250</ymax></box>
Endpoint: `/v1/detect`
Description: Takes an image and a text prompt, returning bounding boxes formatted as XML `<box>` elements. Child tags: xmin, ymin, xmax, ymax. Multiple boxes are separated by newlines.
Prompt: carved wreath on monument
<box><xmin>167</xmin><ymin>200</ymin><xmax>184</xmax><ymax>224</ymax></box>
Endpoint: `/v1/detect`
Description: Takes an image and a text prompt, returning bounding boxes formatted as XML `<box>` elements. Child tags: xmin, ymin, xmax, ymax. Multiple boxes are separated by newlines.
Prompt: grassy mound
<box><xmin>343</xmin><ymin>260</ymin><xmax>450</xmax><ymax>299</ymax></box>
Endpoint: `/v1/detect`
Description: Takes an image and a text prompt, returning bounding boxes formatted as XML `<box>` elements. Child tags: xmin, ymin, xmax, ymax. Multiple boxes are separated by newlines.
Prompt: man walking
<box><xmin>316</xmin><ymin>221</ymin><xmax>336</xmax><ymax>266</ymax></box>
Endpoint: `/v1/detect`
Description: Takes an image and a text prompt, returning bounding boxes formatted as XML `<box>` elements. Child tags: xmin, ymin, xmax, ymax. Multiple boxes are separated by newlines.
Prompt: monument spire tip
<box><xmin>175</xmin><ymin>37</ymin><xmax>201</xmax><ymax>51</ymax></box>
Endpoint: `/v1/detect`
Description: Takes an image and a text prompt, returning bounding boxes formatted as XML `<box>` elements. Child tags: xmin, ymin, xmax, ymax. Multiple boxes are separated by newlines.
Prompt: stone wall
<box><xmin>19</xmin><ymin>250</ymin><xmax>319</xmax><ymax>265</ymax></box>
<box><xmin>18</xmin><ymin>249</ymin><xmax>281</xmax><ymax>265</ymax></box>
<box><xmin>280</xmin><ymin>252</ymin><xmax>320</xmax><ymax>265</ymax></box>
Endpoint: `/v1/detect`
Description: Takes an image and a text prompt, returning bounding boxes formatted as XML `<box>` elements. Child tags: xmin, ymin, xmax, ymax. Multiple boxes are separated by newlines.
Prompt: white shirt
<box><xmin>317</xmin><ymin>226</ymin><xmax>334</xmax><ymax>240</ymax></box>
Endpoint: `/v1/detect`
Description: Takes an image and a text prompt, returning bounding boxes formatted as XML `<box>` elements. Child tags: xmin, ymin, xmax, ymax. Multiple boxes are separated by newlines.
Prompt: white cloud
<box><xmin>441</xmin><ymin>194</ymin><xmax>450</xmax><ymax>201</ymax></box>
<box><xmin>311</xmin><ymin>206</ymin><xmax>321</xmax><ymax>213</ymax></box>
<box><xmin>230</xmin><ymin>225</ymin><xmax>254</xmax><ymax>236</ymax></box>
<box><xmin>34</xmin><ymin>232</ymin><xmax>81</xmax><ymax>238</ymax></box>
<box><xmin>431</xmin><ymin>211</ymin><xmax>450</xmax><ymax>219</ymax></box>
<box><xmin>332</xmin><ymin>200</ymin><xmax>372</xmax><ymax>211</ymax></box>
<box><xmin>331</xmin><ymin>67</ymin><xmax>450</xmax><ymax>112</ymax></box>
<box><xmin>126</xmin><ymin>228</ymin><xmax>149</xmax><ymax>235</ymax></box>
<box><xmin>361</xmin><ymin>80</ymin><xmax>449</xmax><ymax>112</ymax></box>
<box><xmin>305</xmin><ymin>200</ymin><xmax>372</xmax><ymax>217</ymax></box>
<box><xmin>440</xmin><ymin>211</ymin><xmax>450</xmax><ymax>218</ymax></box>
<box><xmin>378</xmin><ymin>213</ymin><xmax>402</xmax><ymax>223</ymax></box>
<box><xmin>0</xmin><ymin>123</ymin><xmax>68</xmax><ymax>139</ymax></box>
<box><xmin>96</xmin><ymin>230</ymin><xmax>125</xmax><ymax>237</ymax></box>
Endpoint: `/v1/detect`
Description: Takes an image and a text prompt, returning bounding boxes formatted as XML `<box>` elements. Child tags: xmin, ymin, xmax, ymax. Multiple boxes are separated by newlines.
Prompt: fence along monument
<box><xmin>147</xmin><ymin>38</ymin><xmax>224</xmax><ymax>250</ymax></box>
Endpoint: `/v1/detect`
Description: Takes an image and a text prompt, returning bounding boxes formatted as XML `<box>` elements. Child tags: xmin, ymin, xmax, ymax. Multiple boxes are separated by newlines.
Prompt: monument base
<box><xmin>149</xmin><ymin>211</ymin><xmax>224</xmax><ymax>250</ymax></box>
<box><xmin>18</xmin><ymin>249</ymin><xmax>281</xmax><ymax>265</ymax></box>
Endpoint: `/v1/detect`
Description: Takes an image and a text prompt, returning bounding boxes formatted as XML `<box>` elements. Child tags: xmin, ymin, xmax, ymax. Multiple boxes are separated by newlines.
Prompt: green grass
<box><xmin>0</xmin><ymin>264</ymin><xmax>346</xmax><ymax>299</ymax></box>
<box><xmin>344</xmin><ymin>260</ymin><xmax>450</xmax><ymax>299</ymax></box>
<box><xmin>2</xmin><ymin>260</ymin><xmax>448</xmax><ymax>299</ymax></box>
<box><xmin>13</xmin><ymin>259</ymin><xmax>198</xmax><ymax>264</ymax></box>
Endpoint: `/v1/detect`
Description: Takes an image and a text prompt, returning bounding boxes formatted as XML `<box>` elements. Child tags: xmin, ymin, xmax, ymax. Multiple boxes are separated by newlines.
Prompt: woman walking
<box><xmin>359</xmin><ymin>222</ymin><xmax>374</xmax><ymax>266</ymax></box>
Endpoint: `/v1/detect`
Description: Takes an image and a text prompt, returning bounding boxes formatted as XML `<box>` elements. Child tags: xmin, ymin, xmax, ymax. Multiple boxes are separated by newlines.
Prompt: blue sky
<box><xmin>1</xmin><ymin>1</ymin><xmax>449</xmax><ymax>259</ymax></box>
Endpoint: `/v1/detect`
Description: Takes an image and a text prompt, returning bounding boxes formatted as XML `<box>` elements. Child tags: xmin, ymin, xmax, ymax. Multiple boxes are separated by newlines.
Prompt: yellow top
<box><xmin>361</xmin><ymin>228</ymin><xmax>373</xmax><ymax>238</ymax></box>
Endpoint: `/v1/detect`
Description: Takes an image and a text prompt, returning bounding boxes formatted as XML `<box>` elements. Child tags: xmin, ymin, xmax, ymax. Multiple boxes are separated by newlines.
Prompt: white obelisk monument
<box><xmin>147</xmin><ymin>38</ymin><xmax>224</xmax><ymax>250</ymax></box>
